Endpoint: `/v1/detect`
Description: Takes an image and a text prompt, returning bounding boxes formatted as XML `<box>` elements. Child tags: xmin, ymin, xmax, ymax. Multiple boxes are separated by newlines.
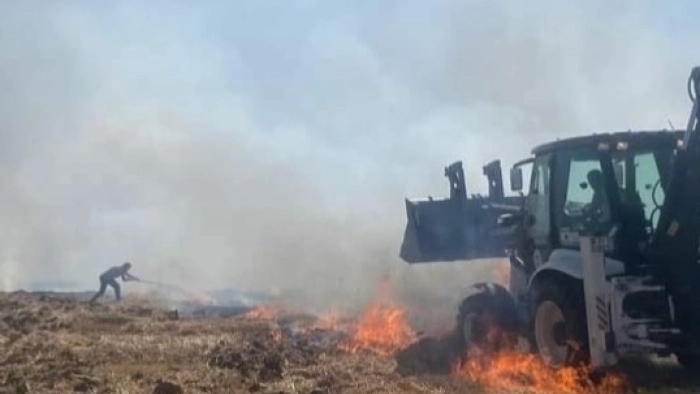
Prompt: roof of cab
<box><xmin>531</xmin><ymin>130</ymin><xmax>684</xmax><ymax>155</ymax></box>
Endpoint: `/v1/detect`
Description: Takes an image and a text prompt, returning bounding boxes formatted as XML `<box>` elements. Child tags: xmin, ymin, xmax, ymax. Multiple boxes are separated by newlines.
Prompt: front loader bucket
<box><xmin>399</xmin><ymin>161</ymin><xmax>521</xmax><ymax>264</ymax></box>
<box><xmin>399</xmin><ymin>214</ymin><xmax>422</xmax><ymax>263</ymax></box>
<box><xmin>399</xmin><ymin>197</ymin><xmax>469</xmax><ymax>263</ymax></box>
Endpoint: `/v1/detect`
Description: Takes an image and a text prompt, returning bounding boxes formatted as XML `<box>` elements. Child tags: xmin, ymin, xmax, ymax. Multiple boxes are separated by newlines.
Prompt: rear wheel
<box><xmin>531</xmin><ymin>276</ymin><xmax>590</xmax><ymax>367</ymax></box>
<box><xmin>456</xmin><ymin>282</ymin><xmax>518</xmax><ymax>356</ymax></box>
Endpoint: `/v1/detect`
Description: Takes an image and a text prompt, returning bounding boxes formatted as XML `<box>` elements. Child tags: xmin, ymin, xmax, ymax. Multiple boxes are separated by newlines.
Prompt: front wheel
<box><xmin>531</xmin><ymin>276</ymin><xmax>590</xmax><ymax>367</ymax></box>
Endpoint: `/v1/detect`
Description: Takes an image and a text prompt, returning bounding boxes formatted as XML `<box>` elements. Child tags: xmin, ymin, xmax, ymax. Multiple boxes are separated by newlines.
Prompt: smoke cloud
<box><xmin>0</xmin><ymin>1</ymin><xmax>696</xmax><ymax>313</ymax></box>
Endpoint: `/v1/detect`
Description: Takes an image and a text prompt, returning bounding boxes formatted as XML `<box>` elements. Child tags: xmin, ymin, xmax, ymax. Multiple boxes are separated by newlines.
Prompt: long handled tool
<box><xmin>129</xmin><ymin>278</ymin><xmax>214</xmax><ymax>303</ymax></box>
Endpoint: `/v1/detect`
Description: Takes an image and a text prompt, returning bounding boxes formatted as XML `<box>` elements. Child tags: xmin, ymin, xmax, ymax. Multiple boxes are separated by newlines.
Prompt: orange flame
<box><xmin>453</xmin><ymin>348</ymin><xmax>628</xmax><ymax>394</ymax></box>
<box><xmin>341</xmin><ymin>277</ymin><xmax>418</xmax><ymax>356</ymax></box>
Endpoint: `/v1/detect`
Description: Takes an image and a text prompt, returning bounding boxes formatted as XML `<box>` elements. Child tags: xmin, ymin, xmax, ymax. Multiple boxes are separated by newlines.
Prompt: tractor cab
<box><xmin>400</xmin><ymin>130</ymin><xmax>683</xmax><ymax>276</ymax></box>
<box><xmin>509</xmin><ymin>131</ymin><xmax>682</xmax><ymax>274</ymax></box>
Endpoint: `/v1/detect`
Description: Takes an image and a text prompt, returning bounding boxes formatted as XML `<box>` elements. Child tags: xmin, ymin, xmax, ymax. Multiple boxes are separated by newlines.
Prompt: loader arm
<box><xmin>649</xmin><ymin>68</ymin><xmax>700</xmax><ymax>271</ymax></box>
<box><xmin>647</xmin><ymin>67</ymin><xmax>700</xmax><ymax>338</ymax></box>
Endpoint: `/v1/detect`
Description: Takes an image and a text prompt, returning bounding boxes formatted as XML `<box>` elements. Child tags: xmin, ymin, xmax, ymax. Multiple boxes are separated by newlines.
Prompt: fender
<box><xmin>528</xmin><ymin>248</ymin><xmax>625</xmax><ymax>288</ymax></box>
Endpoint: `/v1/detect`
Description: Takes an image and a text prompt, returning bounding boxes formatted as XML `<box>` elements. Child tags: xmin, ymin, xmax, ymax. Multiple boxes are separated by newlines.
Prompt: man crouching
<box><xmin>89</xmin><ymin>262</ymin><xmax>139</xmax><ymax>303</ymax></box>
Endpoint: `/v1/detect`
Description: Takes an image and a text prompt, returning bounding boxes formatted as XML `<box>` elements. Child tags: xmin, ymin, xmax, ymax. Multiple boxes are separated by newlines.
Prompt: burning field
<box><xmin>0</xmin><ymin>278</ymin><xmax>699</xmax><ymax>394</ymax></box>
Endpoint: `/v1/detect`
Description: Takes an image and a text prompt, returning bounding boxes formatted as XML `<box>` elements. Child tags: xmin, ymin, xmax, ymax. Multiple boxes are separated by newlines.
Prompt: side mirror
<box><xmin>510</xmin><ymin>166</ymin><xmax>523</xmax><ymax>192</ymax></box>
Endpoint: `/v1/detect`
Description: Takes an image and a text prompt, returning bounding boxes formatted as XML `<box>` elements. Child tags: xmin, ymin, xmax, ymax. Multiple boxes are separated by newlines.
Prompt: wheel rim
<box><xmin>534</xmin><ymin>300</ymin><xmax>568</xmax><ymax>366</ymax></box>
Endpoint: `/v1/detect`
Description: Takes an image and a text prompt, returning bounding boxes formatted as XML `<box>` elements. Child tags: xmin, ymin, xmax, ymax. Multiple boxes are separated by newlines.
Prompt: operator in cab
<box><xmin>585</xmin><ymin>169</ymin><xmax>610</xmax><ymax>221</ymax></box>
<box><xmin>89</xmin><ymin>262</ymin><xmax>139</xmax><ymax>303</ymax></box>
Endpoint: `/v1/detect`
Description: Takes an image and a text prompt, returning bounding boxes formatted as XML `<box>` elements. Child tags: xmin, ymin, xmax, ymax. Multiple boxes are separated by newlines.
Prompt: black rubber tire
<box><xmin>456</xmin><ymin>282</ymin><xmax>518</xmax><ymax>356</ymax></box>
<box><xmin>530</xmin><ymin>276</ymin><xmax>590</xmax><ymax>367</ymax></box>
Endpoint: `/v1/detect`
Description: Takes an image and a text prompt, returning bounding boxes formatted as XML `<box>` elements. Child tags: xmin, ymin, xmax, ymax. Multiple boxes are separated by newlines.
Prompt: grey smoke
<box><xmin>0</xmin><ymin>1</ymin><xmax>695</xmax><ymax>314</ymax></box>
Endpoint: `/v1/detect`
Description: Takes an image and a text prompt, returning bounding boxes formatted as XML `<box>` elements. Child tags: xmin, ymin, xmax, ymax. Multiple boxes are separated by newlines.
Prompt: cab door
<box><xmin>399</xmin><ymin>161</ymin><xmax>523</xmax><ymax>263</ymax></box>
<box><xmin>523</xmin><ymin>153</ymin><xmax>554</xmax><ymax>267</ymax></box>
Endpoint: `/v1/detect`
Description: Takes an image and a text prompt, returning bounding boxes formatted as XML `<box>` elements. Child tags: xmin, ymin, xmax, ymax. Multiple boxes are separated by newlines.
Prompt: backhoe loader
<box><xmin>400</xmin><ymin>66</ymin><xmax>700</xmax><ymax>368</ymax></box>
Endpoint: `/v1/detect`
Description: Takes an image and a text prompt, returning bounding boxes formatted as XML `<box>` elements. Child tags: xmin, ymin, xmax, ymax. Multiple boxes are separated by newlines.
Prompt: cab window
<box><xmin>612</xmin><ymin>150</ymin><xmax>666</xmax><ymax>231</ymax></box>
<box><xmin>560</xmin><ymin>152</ymin><xmax>611</xmax><ymax>228</ymax></box>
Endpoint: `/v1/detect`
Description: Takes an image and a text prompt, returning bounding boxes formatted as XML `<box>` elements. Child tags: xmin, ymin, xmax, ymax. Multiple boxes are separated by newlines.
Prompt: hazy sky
<box><xmin>0</xmin><ymin>1</ymin><xmax>697</xmax><ymax>303</ymax></box>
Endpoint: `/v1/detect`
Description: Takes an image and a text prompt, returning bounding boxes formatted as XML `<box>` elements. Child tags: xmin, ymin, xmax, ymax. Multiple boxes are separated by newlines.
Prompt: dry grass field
<box><xmin>1</xmin><ymin>286</ymin><xmax>700</xmax><ymax>394</ymax></box>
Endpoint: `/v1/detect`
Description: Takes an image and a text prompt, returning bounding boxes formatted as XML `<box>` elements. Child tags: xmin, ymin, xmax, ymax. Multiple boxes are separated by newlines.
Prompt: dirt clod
<box><xmin>153</xmin><ymin>380</ymin><xmax>184</xmax><ymax>394</ymax></box>
<box><xmin>207</xmin><ymin>341</ymin><xmax>285</xmax><ymax>382</ymax></box>
<box><xmin>73</xmin><ymin>376</ymin><xmax>99</xmax><ymax>392</ymax></box>
<box><xmin>395</xmin><ymin>334</ymin><xmax>461</xmax><ymax>376</ymax></box>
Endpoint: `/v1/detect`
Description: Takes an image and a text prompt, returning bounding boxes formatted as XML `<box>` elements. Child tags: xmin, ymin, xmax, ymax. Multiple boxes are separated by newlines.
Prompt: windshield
<box><xmin>562</xmin><ymin>155</ymin><xmax>609</xmax><ymax>221</ymax></box>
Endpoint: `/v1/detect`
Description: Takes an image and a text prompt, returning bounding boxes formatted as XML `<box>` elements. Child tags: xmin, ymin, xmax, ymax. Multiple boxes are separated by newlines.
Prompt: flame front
<box><xmin>341</xmin><ymin>278</ymin><xmax>418</xmax><ymax>356</ymax></box>
<box><xmin>453</xmin><ymin>348</ymin><xmax>628</xmax><ymax>394</ymax></box>
<box><xmin>342</xmin><ymin>303</ymin><xmax>417</xmax><ymax>356</ymax></box>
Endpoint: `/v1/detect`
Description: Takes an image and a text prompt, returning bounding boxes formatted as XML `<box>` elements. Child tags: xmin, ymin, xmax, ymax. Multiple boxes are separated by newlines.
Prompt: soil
<box><xmin>0</xmin><ymin>292</ymin><xmax>697</xmax><ymax>394</ymax></box>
